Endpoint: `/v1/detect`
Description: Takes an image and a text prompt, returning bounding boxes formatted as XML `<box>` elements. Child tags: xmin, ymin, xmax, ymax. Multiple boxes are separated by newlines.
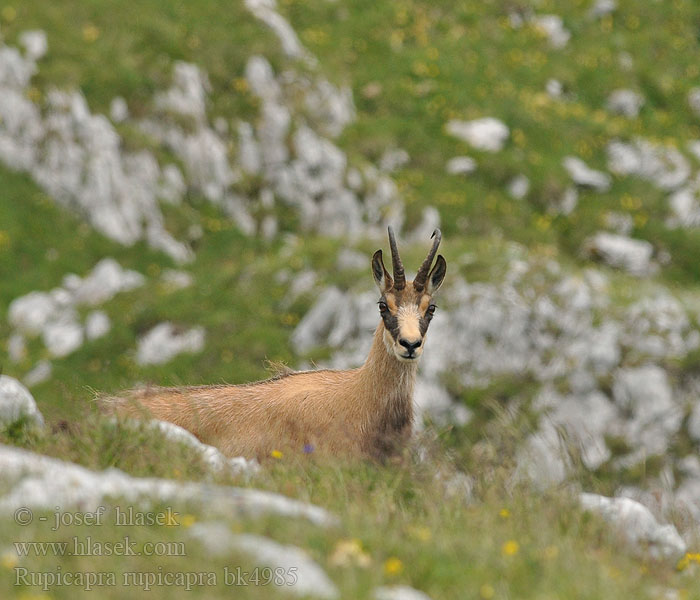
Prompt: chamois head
<box><xmin>371</xmin><ymin>227</ymin><xmax>447</xmax><ymax>362</ymax></box>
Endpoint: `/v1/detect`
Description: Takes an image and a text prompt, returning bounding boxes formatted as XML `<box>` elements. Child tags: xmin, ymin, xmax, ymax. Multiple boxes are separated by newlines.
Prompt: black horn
<box><xmin>387</xmin><ymin>226</ymin><xmax>406</xmax><ymax>290</ymax></box>
<box><xmin>413</xmin><ymin>229</ymin><xmax>442</xmax><ymax>291</ymax></box>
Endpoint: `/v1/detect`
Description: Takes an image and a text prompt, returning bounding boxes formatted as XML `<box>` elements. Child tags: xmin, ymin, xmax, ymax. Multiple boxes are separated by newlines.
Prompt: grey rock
<box><xmin>159</xmin><ymin>164</ymin><xmax>186</xmax><ymax>204</ymax></box>
<box><xmin>23</xmin><ymin>361</ymin><xmax>52</xmax><ymax>388</ymax></box>
<box><xmin>612</xmin><ymin>365</ymin><xmax>682</xmax><ymax>456</ymax></box>
<box><xmin>161</xmin><ymin>269</ymin><xmax>194</xmax><ymax>290</ymax></box>
<box><xmin>8</xmin><ymin>292</ymin><xmax>57</xmax><ymax>336</ymax></box>
<box><xmin>244</xmin><ymin>0</ymin><xmax>316</xmax><ymax>65</ymax></box>
<box><xmin>688</xmin><ymin>87</ymin><xmax>700</xmax><ymax>119</ymax></box>
<box><xmin>74</xmin><ymin>258</ymin><xmax>145</xmax><ymax>306</ymax></box>
<box><xmin>607</xmin><ymin>139</ymin><xmax>690</xmax><ymax>191</ymax></box>
<box><xmin>109</xmin><ymin>96</ymin><xmax>129</xmax><ymax>123</ymax></box>
<box><xmin>336</xmin><ymin>249</ymin><xmax>367</xmax><ymax>272</ymax></box>
<box><xmin>668</xmin><ymin>180</ymin><xmax>700</xmax><ymax>228</ymax></box>
<box><xmin>303</xmin><ymin>79</ymin><xmax>355</xmax><ymax>138</ymax></box>
<box><xmin>688</xmin><ymin>402</ymin><xmax>700</xmax><ymax>442</ymax></box>
<box><xmin>237</xmin><ymin>121</ymin><xmax>262</xmax><ymax>174</ymax></box>
<box><xmin>0</xmin><ymin>375</ymin><xmax>44</xmax><ymax>428</ymax></box>
<box><xmin>380</xmin><ymin>148</ymin><xmax>410</xmax><ymax>173</ymax></box>
<box><xmin>532</xmin><ymin>14</ymin><xmax>571</xmax><ymax>48</ymax></box>
<box><xmin>584</xmin><ymin>232</ymin><xmax>653</xmax><ymax>275</ymax></box>
<box><xmin>507</xmin><ymin>174</ymin><xmax>530</xmax><ymax>199</ymax></box>
<box><xmin>191</xmin><ymin>530</ymin><xmax>340</xmax><ymax>599</ymax></box>
<box><xmin>546</xmin><ymin>79</ymin><xmax>563</xmax><ymax>99</ymax></box>
<box><xmin>606</xmin><ymin>89</ymin><xmax>644</xmax><ymax>118</ymax></box>
<box><xmin>143</xmin><ymin>420</ymin><xmax>258</xmax><ymax>476</ymax></box>
<box><xmin>136</xmin><ymin>323</ymin><xmax>206</xmax><ymax>366</ymax></box>
<box><xmin>445</xmin><ymin>156</ymin><xmax>476</xmax><ymax>175</ymax></box>
<box><xmin>604</xmin><ymin>211</ymin><xmax>634</xmax><ymax>235</ymax></box>
<box><xmin>18</xmin><ymin>30</ymin><xmax>48</xmax><ymax>61</ymax></box>
<box><xmin>589</xmin><ymin>0</ymin><xmax>617</xmax><ymax>18</ymax></box>
<box><xmin>563</xmin><ymin>156</ymin><xmax>611</xmax><ymax>191</ymax></box>
<box><xmin>85</xmin><ymin>310</ymin><xmax>111</xmax><ymax>341</ymax></box>
<box><xmin>154</xmin><ymin>61</ymin><xmax>209</xmax><ymax>122</ymax></box>
<box><xmin>42</xmin><ymin>314</ymin><xmax>83</xmax><ymax>358</ymax></box>
<box><xmin>0</xmin><ymin>445</ymin><xmax>337</xmax><ymax>527</ymax></box>
<box><xmin>445</xmin><ymin>118</ymin><xmax>509</xmax><ymax>152</ymax></box>
<box><xmin>374</xmin><ymin>585</ymin><xmax>433</xmax><ymax>600</ymax></box>
<box><xmin>580</xmin><ymin>493</ymin><xmax>686</xmax><ymax>561</ymax></box>
<box><xmin>7</xmin><ymin>333</ymin><xmax>26</xmax><ymax>363</ymax></box>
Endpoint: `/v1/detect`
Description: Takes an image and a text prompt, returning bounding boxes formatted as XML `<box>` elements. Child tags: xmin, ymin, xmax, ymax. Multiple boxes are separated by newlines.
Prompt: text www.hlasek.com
<box><xmin>14</xmin><ymin>537</ymin><xmax>186</xmax><ymax>557</ymax></box>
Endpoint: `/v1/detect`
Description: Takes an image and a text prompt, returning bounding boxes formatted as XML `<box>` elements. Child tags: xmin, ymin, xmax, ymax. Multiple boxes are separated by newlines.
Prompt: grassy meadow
<box><xmin>2</xmin><ymin>0</ymin><xmax>700</xmax><ymax>598</ymax></box>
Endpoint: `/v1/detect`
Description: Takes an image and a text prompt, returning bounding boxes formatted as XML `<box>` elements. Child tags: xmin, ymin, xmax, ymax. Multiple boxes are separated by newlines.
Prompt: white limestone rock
<box><xmin>607</xmin><ymin>139</ymin><xmax>690</xmax><ymax>191</ymax></box>
<box><xmin>445</xmin><ymin>118</ymin><xmax>509</xmax><ymax>152</ymax></box>
<box><xmin>244</xmin><ymin>0</ymin><xmax>316</xmax><ymax>65</ymax></box>
<box><xmin>109</xmin><ymin>96</ymin><xmax>129</xmax><ymax>123</ymax></box>
<box><xmin>688</xmin><ymin>87</ymin><xmax>700</xmax><ymax>119</ymax></box>
<box><xmin>507</xmin><ymin>174</ymin><xmax>530</xmax><ymax>199</ymax></box>
<box><xmin>532</xmin><ymin>15</ymin><xmax>571</xmax><ymax>49</ymax></box>
<box><xmin>161</xmin><ymin>269</ymin><xmax>194</xmax><ymax>290</ymax></box>
<box><xmin>145</xmin><ymin>420</ymin><xmax>258</xmax><ymax>476</ymax></box>
<box><xmin>606</xmin><ymin>89</ymin><xmax>644</xmax><ymax>118</ymax></box>
<box><xmin>18</xmin><ymin>30</ymin><xmax>48</xmax><ymax>61</ymax></box>
<box><xmin>612</xmin><ymin>365</ymin><xmax>682</xmax><ymax>456</ymax></box>
<box><xmin>7</xmin><ymin>333</ymin><xmax>26</xmax><ymax>363</ymax></box>
<box><xmin>0</xmin><ymin>445</ymin><xmax>337</xmax><ymax>527</ymax></box>
<box><xmin>74</xmin><ymin>258</ymin><xmax>145</xmax><ymax>306</ymax></box>
<box><xmin>42</xmin><ymin>314</ymin><xmax>84</xmax><ymax>358</ymax></box>
<box><xmin>580</xmin><ymin>493</ymin><xmax>686</xmax><ymax>561</ymax></box>
<box><xmin>188</xmin><ymin>527</ymin><xmax>339</xmax><ymax>599</ymax></box>
<box><xmin>563</xmin><ymin>156</ymin><xmax>611</xmax><ymax>191</ymax></box>
<box><xmin>136</xmin><ymin>323</ymin><xmax>206</xmax><ymax>366</ymax></box>
<box><xmin>584</xmin><ymin>232</ymin><xmax>653</xmax><ymax>275</ymax></box>
<box><xmin>0</xmin><ymin>375</ymin><xmax>44</xmax><ymax>428</ymax></box>
<box><xmin>380</xmin><ymin>148</ymin><xmax>410</xmax><ymax>173</ymax></box>
<box><xmin>374</xmin><ymin>586</ymin><xmax>434</xmax><ymax>600</ymax></box>
<box><xmin>445</xmin><ymin>156</ymin><xmax>476</xmax><ymax>175</ymax></box>
<box><xmin>8</xmin><ymin>292</ymin><xmax>58</xmax><ymax>336</ymax></box>
<box><xmin>85</xmin><ymin>310</ymin><xmax>111</xmax><ymax>341</ymax></box>
<box><xmin>23</xmin><ymin>361</ymin><xmax>52</xmax><ymax>388</ymax></box>
<box><xmin>589</xmin><ymin>0</ymin><xmax>616</xmax><ymax>18</ymax></box>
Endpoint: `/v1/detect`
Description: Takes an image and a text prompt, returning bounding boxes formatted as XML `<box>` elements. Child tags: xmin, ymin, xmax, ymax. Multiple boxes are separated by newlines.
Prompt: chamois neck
<box><xmin>359</xmin><ymin>323</ymin><xmax>418</xmax><ymax>398</ymax></box>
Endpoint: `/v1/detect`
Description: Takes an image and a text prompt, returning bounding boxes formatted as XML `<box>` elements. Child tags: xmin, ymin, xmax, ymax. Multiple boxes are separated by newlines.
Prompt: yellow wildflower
<box><xmin>502</xmin><ymin>540</ymin><xmax>519</xmax><ymax>556</ymax></box>
<box><xmin>82</xmin><ymin>24</ymin><xmax>100</xmax><ymax>43</ymax></box>
<box><xmin>383</xmin><ymin>557</ymin><xmax>403</xmax><ymax>576</ymax></box>
<box><xmin>499</xmin><ymin>508</ymin><xmax>510</xmax><ymax>519</ymax></box>
<box><xmin>480</xmin><ymin>583</ymin><xmax>495</xmax><ymax>599</ymax></box>
<box><xmin>181</xmin><ymin>514</ymin><xmax>197</xmax><ymax>528</ymax></box>
<box><xmin>271</xmin><ymin>449</ymin><xmax>283</xmax><ymax>459</ymax></box>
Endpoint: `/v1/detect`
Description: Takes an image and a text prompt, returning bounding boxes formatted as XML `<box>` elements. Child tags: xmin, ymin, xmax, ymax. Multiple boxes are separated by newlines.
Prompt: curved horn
<box><xmin>387</xmin><ymin>226</ymin><xmax>406</xmax><ymax>290</ymax></box>
<box><xmin>413</xmin><ymin>229</ymin><xmax>442</xmax><ymax>291</ymax></box>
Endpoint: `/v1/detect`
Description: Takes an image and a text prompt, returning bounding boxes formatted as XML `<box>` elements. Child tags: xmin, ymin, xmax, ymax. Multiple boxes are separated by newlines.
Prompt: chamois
<box><xmin>104</xmin><ymin>228</ymin><xmax>447</xmax><ymax>460</ymax></box>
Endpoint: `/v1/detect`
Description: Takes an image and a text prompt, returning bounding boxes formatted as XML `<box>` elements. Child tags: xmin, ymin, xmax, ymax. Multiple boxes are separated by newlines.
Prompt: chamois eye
<box><xmin>378</xmin><ymin>301</ymin><xmax>388</xmax><ymax>312</ymax></box>
<box><xmin>426</xmin><ymin>304</ymin><xmax>437</xmax><ymax>317</ymax></box>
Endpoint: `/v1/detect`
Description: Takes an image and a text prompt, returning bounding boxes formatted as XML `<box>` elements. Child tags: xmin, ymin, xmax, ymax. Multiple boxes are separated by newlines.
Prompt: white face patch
<box><xmin>397</xmin><ymin>304</ymin><xmax>422</xmax><ymax>342</ymax></box>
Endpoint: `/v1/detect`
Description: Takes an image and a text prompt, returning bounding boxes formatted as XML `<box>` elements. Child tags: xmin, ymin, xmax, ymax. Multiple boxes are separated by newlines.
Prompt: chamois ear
<box><xmin>372</xmin><ymin>249</ymin><xmax>393</xmax><ymax>293</ymax></box>
<box><xmin>426</xmin><ymin>255</ymin><xmax>447</xmax><ymax>295</ymax></box>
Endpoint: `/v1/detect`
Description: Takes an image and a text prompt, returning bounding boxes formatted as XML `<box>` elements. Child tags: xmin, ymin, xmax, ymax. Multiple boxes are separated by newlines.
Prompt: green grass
<box><xmin>2</xmin><ymin>0</ymin><xmax>700</xmax><ymax>597</ymax></box>
<box><xmin>2</xmin><ymin>416</ymin><xmax>698</xmax><ymax>599</ymax></box>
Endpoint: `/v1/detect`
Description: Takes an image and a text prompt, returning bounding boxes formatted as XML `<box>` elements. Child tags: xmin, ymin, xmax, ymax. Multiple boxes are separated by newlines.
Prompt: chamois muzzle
<box><xmin>413</xmin><ymin>229</ymin><xmax>442</xmax><ymax>291</ymax></box>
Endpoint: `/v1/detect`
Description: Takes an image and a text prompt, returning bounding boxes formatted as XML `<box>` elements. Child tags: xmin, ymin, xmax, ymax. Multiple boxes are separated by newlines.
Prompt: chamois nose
<box><xmin>399</xmin><ymin>338</ymin><xmax>422</xmax><ymax>355</ymax></box>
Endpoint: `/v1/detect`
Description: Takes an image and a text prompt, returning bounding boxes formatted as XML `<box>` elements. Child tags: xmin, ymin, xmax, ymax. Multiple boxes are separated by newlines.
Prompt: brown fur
<box><xmin>102</xmin><ymin>323</ymin><xmax>417</xmax><ymax>460</ymax></box>
<box><xmin>101</xmin><ymin>230</ymin><xmax>446</xmax><ymax>461</ymax></box>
